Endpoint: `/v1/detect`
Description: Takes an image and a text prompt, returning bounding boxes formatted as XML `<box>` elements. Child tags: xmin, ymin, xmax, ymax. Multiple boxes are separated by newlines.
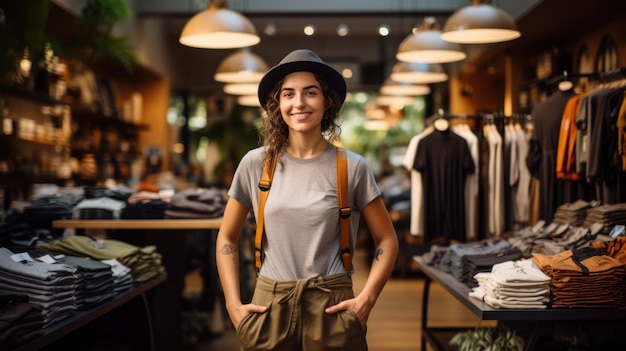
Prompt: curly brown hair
<box><xmin>258</xmin><ymin>73</ymin><xmax>343</xmax><ymax>168</ymax></box>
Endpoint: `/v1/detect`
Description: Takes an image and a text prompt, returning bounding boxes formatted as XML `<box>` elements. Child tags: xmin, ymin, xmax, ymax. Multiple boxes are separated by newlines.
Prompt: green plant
<box><xmin>449</xmin><ymin>326</ymin><xmax>525</xmax><ymax>351</ymax></box>
<box><xmin>181</xmin><ymin>309</ymin><xmax>209</xmax><ymax>345</ymax></box>
<box><xmin>55</xmin><ymin>0</ymin><xmax>137</xmax><ymax>74</ymax></box>
<box><xmin>202</xmin><ymin>103</ymin><xmax>260</xmax><ymax>185</ymax></box>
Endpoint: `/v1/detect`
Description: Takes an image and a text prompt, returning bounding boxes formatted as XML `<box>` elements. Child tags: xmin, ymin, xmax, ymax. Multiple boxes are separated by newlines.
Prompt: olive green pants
<box><xmin>236</xmin><ymin>273</ymin><xmax>368</xmax><ymax>351</ymax></box>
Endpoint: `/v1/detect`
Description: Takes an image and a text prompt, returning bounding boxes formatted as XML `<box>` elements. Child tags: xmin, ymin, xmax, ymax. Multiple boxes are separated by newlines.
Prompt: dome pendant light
<box><xmin>396</xmin><ymin>17</ymin><xmax>466</xmax><ymax>64</ymax></box>
<box><xmin>390</xmin><ymin>62</ymin><xmax>449</xmax><ymax>84</ymax></box>
<box><xmin>380</xmin><ymin>79</ymin><xmax>431</xmax><ymax>96</ymax></box>
<box><xmin>214</xmin><ymin>48</ymin><xmax>269</xmax><ymax>83</ymax></box>
<box><xmin>180</xmin><ymin>0</ymin><xmax>261</xmax><ymax>49</ymax></box>
<box><xmin>441</xmin><ymin>0</ymin><xmax>521</xmax><ymax>44</ymax></box>
<box><xmin>223</xmin><ymin>83</ymin><xmax>259</xmax><ymax>95</ymax></box>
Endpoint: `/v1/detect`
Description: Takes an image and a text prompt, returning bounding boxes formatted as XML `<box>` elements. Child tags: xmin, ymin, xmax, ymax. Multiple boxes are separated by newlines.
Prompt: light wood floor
<box><xmin>187</xmin><ymin>249</ymin><xmax>494</xmax><ymax>351</ymax></box>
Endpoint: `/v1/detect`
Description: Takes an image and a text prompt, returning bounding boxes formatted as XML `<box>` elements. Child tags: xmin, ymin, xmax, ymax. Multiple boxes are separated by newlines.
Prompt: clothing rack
<box><xmin>545</xmin><ymin>66</ymin><xmax>626</xmax><ymax>86</ymax></box>
<box><xmin>595</xmin><ymin>66</ymin><xmax>626</xmax><ymax>82</ymax></box>
<box><xmin>428</xmin><ymin>111</ymin><xmax>526</xmax><ymax>122</ymax></box>
<box><xmin>545</xmin><ymin>70</ymin><xmax>596</xmax><ymax>86</ymax></box>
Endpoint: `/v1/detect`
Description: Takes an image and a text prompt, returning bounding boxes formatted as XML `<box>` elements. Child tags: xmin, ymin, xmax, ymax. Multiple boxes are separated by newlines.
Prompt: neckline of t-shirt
<box><xmin>283</xmin><ymin>143</ymin><xmax>334</xmax><ymax>163</ymax></box>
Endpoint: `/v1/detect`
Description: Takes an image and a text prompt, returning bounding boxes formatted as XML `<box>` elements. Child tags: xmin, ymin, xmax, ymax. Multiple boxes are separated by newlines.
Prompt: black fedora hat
<box><xmin>257</xmin><ymin>49</ymin><xmax>347</xmax><ymax>108</ymax></box>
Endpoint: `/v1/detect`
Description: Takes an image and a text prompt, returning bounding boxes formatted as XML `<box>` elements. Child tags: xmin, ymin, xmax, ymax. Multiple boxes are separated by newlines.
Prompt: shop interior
<box><xmin>2</xmin><ymin>0</ymin><xmax>626</xmax><ymax>350</ymax></box>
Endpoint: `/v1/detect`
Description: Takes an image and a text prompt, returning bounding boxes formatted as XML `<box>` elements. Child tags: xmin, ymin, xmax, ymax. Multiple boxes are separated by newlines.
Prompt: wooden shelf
<box><xmin>1</xmin><ymin>86</ymin><xmax>67</xmax><ymax>106</ymax></box>
<box><xmin>71</xmin><ymin>108</ymin><xmax>149</xmax><ymax>131</ymax></box>
<box><xmin>15</xmin><ymin>135</ymin><xmax>68</xmax><ymax>146</ymax></box>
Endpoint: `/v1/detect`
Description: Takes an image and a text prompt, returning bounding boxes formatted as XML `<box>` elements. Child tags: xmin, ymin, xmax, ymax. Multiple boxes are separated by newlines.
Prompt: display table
<box><xmin>414</xmin><ymin>256</ymin><xmax>626</xmax><ymax>351</ymax></box>
<box><xmin>13</xmin><ymin>273</ymin><xmax>166</xmax><ymax>351</ymax></box>
<box><xmin>52</xmin><ymin>218</ymin><xmax>223</xmax><ymax>351</ymax></box>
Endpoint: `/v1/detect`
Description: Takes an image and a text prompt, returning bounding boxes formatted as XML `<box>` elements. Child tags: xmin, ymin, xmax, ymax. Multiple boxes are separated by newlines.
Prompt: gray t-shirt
<box><xmin>228</xmin><ymin>143</ymin><xmax>380</xmax><ymax>281</ymax></box>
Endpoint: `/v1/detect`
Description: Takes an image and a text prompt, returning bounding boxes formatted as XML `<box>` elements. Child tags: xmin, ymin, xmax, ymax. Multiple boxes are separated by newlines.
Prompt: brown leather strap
<box><xmin>255</xmin><ymin>157</ymin><xmax>276</xmax><ymax>269</ymax></box>
<box><xmin>255</xmin><ymin>148</ymin><xmax>351</xmax><ymax>271</ymax></box>
<box><xmin>336</xmin><ymin>147</ymin><xmax>352</xmax><ymax>271</ymax></box>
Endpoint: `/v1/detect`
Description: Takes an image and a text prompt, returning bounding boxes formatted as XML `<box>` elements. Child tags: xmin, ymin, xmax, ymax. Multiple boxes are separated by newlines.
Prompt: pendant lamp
<box><xmin>380</xmin><ymin>79</ymin><xmax>431</xmax><ymax>96</ymax></box>
<box><xmin>214</xmin><ymin>48</ymin><xmax>268</xmax><ymax>83</ymax></box>
<box><xmin>390</xmin><ymin>62</ymin><xmax>448</xmax><ymax>84</ymax></box>
<box><xmin>441</xmin><ymin>0</ymin><xmax>521</xmax><ymax>44</ymax></box>
<box><xmin>376</xmin><ymin>95</ymin><xmax>416</xmax><ymax>107</ymax></box>
<box><xmin>238</xmin><ymin>95</ymin><xmax>261</xmax><ymax>107</ymax></box>
<box><xmin>180</xmin><ymin>0</ymin><xmax>261</xmax><ymax>49</ymax></box>
<box><xmin>396</xmin><ymin>17</ymin><xmax>466</xmax><ymax>64</ymax></box>
<box><xmin>223</xmin><ymin>83</ymin><xmax>258</xmax><ymax>95</ymax></box>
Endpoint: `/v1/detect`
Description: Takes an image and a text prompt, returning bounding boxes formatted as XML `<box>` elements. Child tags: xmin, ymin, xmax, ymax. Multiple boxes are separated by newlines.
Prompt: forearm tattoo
<box><xmin>219</xmin><ymin>244</ymin><xmax>238</xmax><ymax>255</ymax></box>
<box><xmin>374</xmin><ymin>248</ymin><xmax>383</xmax><ymax>261</ymax></box>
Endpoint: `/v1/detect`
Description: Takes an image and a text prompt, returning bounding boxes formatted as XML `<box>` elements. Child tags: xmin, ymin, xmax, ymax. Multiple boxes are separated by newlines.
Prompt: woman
<box><xmin>216</xmin><ymin>49</ymin><xmax>398</xmax><ymax>351</ymax></box>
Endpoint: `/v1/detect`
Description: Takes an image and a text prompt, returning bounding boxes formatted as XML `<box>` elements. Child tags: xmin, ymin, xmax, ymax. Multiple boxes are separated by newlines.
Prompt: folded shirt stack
<box><xmin>37</xmin><ymin>235</ymin><xmax>165</xmax><ymax>285</ymax></box>
<box><xmin>463</xmin><ymin>247</ymin><xmax>524</xmax><ymax>288</ymax></box>
<box><xmin>22</xmin><ymin>195</ymin><xmax>76</xmax><ymax>236</ymax></box>
<box><xmin>591</xmin><ymin>235</ymin><xmax>626</xmax><ymax>264</ymax></box>
<box><xmin>121</xmin><ymin>199</ymin><xmax>169</xmax><ymax>219</ymax></box>
<box><xmin>0</xmin><ymin>289</ymin><xmax>44</xmax><ymax>350</ymax></box>
<box><xmin>436</xmin><ymin>240</ymin><xmax>513</xmax><ymax>284</ymax></box>
<box><xmin>470</xmin><ymin>259</ymin><xmax>551</xmax><ymax>309</ymax></box>
<box><xmin>583</xmin><ymin>203</ymin><xmax>626</xmax><ymax>235</ymax></box>
<box><xmin>0</xmin><ymin>248</ymin><xmax>78</xmax><ymax>332</ymax></box>
<box><xmin>72</xmin><ymin>197</ymin><xmax>127</xmax><ymax>219</ymax></box>
<box><xmin>552</xmin><ymin>199</ymin><xmax>597</xmax><ymax>226</ymax></box>
<box><xmin>532</xmin><ymin>247</ymin><xmax>626</xmax><ymax>309</ymax></box>
<box><xmin>165</xmin><ymin>187</ymin><xmax>226</xmax><ymax>219</ymax></box>
<box><xmin>101</xmin><ymin>258</ymin><xmax>135</xmax><ymax>293</ymax></box>
<box><xmin>54</xmin><ymin>255</ymin><xmax>117</xmax><ymax>310</ymax></box>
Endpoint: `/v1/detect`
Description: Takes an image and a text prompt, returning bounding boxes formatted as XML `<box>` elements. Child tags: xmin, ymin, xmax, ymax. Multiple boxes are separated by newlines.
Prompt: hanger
<box><xmin>558</xmin><ymin>71</ymin><xmax>574</xmax><ymax>91</ymax></box>
<box><xmin>433</xmin><ymin>108</ymin><xmax>450</xmax><ymax>131</ymax></box>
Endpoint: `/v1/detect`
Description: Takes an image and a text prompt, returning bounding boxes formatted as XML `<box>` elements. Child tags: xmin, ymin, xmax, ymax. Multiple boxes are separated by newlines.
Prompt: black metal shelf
<box><xmin>11</xmin><ymin>273</ymin><xmax>167</xmax><ymax>351</ymax></box>
<box><xmin>414</xmin><ymin>256</ymin><xmax>626</xmax><ymax>351</ymax></box>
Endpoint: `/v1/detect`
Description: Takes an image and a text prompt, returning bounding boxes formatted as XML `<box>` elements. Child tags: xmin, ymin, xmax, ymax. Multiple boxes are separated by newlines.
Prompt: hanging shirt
<box><xmin>402</xmin><ymin>126</ymin><xmax>433</xmax><ymax>236</ymax></box>
<box><xmin>452</xmin><ymin>123</ymin><xmax>479</xmax><ymax>240</ymax></box>
<box><xmin>512</xmin><ymin>123</ymin><xmax>532</xmax><ymax>225</ymax></box>
<box><xmin>617</xmin><ymin>92</ymin><xmax>626</xmax><ymax>171</ymax></box>
<box><xmin>556</xmin><ymin>93</ymin><xmax>584</xmax><ymax>181</ymax></box>
<box><xmin>531</xmin><ymin>89</ymin><xmax>575</xmax><ymax>222</ymax></box>
<box><xmin>485</xmin><ymin>124</ymin><xmax>505</xmax><ymax>237</ymax></box>
<box><xmin>413</xmin><ymin>128</ymin><xmax>475</xmax><ymax>242</ymax></box>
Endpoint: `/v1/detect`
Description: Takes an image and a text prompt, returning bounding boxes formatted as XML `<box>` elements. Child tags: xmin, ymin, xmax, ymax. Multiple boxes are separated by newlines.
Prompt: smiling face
<box><xmin>279</xmin><ymin>71</ymin><xmax>326</xmax><ymax>136</ymax></box>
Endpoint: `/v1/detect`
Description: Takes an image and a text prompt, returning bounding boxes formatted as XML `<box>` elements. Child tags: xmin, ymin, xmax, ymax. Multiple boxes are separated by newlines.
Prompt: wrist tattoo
<box><xmin>219</xmin><ymin>244</ymin><xmax>238</xmax><ymax>255</ymax></box>
<box><xmin>374</xmin><ymin>248</ymin><xmax>383</xmax><ymax>261</ymax></box>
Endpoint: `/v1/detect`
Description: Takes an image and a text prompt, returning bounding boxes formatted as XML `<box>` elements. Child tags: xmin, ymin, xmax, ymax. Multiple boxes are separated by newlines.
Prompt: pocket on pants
<box><xmin>236</xmin><ymin>306</ymin><xmax>270</xmax><ymax>350</ymax></box>
<box><xmin>237</xmin><ymin>299</ymin><xmax>293</xmax><ymax>351</ymax></box>
<box><xmin>311</xmin><ymin>289</ymin><xmax>367</xmax><ymax>350</ymax></box>
<box><xmin>345</xmin><ymin>309</ymin><xmax>367</xmax><ymax>335</ymax></box>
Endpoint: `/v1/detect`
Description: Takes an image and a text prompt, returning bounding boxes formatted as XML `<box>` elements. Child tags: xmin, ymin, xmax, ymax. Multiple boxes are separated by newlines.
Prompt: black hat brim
<box><xmin>257</xmin><ymin>58</ymin><xmax>347</xmax><ymax>108</ymax></box>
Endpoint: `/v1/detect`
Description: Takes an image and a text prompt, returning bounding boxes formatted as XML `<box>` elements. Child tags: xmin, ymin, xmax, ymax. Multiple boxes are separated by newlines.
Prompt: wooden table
<box><xmin>53</xmin><ymin>218</ymin><xmax>223</xmax><ymax>351</ymax></box>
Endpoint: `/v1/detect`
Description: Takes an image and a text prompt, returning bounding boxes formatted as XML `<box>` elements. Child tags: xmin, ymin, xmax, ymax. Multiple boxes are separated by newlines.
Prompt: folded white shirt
<box><xmin>470</xmin><ymin>286</ymin><xmax>549</xmax><ymax>309</ymax></box>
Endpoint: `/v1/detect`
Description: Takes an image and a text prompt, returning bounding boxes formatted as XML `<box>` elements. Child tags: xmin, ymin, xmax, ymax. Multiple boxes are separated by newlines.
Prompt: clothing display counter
<box><xmin>413</xmin><ymin>256</ymin><xmax>626</xmax><ymax>351</ymax></box>
<box><xmin>13</xmin><ymin>273</ymin><xmax>166</xmax><ymax>351</ymax></box>
<box><xmin>52</xmin><ymin>218</ymin><xmax>223</xmax><ymax>351</ymax></box>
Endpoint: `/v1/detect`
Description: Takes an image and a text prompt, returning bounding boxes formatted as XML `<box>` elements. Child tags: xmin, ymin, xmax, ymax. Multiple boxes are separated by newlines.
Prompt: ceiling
<box><xmin>131</xmin><ymin>0</ymin><xmax>540</xmax><ymax>95</ymax></box>
<box><xmin>50</xmin><ymin>0</ymin><xmax>626</xmax><ymax>97</ymax></box>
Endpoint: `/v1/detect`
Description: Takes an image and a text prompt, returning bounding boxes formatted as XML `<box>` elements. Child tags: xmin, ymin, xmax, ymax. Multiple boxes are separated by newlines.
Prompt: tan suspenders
<box><xmin>255</xmin><ymin>147</ymin><xmax>352</xmax><ymax>272</ymax></box>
